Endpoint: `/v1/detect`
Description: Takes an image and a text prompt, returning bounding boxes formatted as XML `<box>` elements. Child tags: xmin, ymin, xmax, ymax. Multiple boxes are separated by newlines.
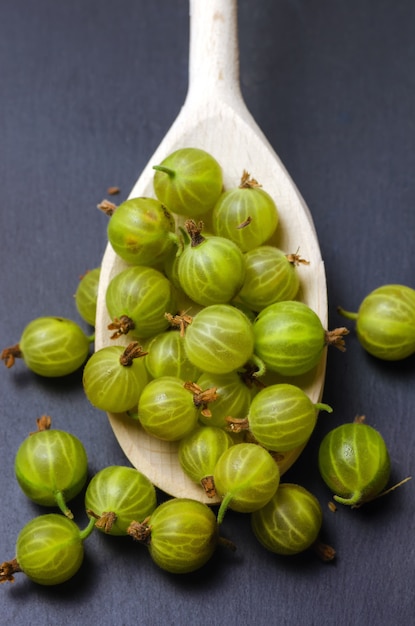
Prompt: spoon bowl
<box><xmin>95</xmin><ymin>0</ymin><xmax>327</xmax><ymax>503</ymax></box>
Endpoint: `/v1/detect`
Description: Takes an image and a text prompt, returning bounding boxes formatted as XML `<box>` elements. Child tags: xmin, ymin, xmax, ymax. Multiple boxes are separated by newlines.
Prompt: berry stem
<box><xmin>333</xmin><ymin>491</ymin><xmax>363</xmax><ymax>507</ymax></box>
<box><xmin>79</xmin><ymin>515</ymin><xmax>98</xmax><ymax>541</ymax></box>
<box><xmin>54</xmin><ymin>490</ymin><xmax>74</xmax><ymax>519</ymax></box>
<box><xmin>315</xmin><ymin>402</ymin><xmax>333</xmax><ymax>414</ymax></box>
<box><xmin>152</xmin><ymin>164</ymin><xmax>175</xmax><ymax>178</ymax></box>
<box><xmin>217</xmin><ymin>491</ymin><xmax>235</xmax><ymax>525</ymax></box>
<box><xmin>337</xmin><ymin>306</ymin><xmax>358</xmax><ymax>320</ymax></box>
<box><xmin>352</xmin><ymin>476</ymin><xmax>412</xmax><ymax>509</ymax></box>
<box><xmin>249</xmin><ymin>354</ymin><xmax>266</xmax><ymax>378</ymax></box>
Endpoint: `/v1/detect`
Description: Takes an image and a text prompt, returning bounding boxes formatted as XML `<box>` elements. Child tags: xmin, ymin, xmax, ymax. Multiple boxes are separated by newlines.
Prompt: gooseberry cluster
<box><xmin>87</xmin><ymin>146</ymin><xmax>345</xmax><ymax>543</ymax></box>
<box><xmin>89</xmin><ymin>147</ymin><xmax>345</xmax><ymax>468</ymax></box>
<box><xmin>0</xmin><ymin>417</ymin><xmax>228</xmax><ymax>582</ymax></box>
<box><xmin>1</xmin><ymin>144</ymin><xmax>412</xmax><ymax>590</ymax></box>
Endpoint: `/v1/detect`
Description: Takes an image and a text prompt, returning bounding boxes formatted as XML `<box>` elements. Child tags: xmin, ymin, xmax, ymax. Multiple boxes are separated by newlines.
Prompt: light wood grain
<box><xmin>95</xmin><ymin>0</ymin><xmax>328</xmax><ymax>503</ymax></box>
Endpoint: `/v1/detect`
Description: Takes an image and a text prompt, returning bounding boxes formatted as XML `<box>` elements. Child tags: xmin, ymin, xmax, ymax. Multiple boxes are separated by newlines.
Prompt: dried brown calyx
<box><xmin>127</xmin><ymin>518</ymin><xmax>152</xmax><ymax>544</ymax></box>
<box><xmin>119</xmin><ymin>342</ymin><xmax>148</xmax><ymax>366</ymax></box>
<box><xmin>107</xmin><ymin>186</ymin><xmax>120</xmax><ymax>196</ymax></box>
<box><xmin>325</xmin><ymin>327</ymin><xmax>350</xmax><ymax>352</ymax></box>
<box><xmin>165</xmin><ymin>311</ymin><xmax>193</xmax><ymax>337</ymax></box>
<box><xmin>30</xmin><ymin>415</ymin><xmax>52</xmax><ymax>435</ymax></box>
<box><xmin>184</xmin><ymin>381</ymin><xmax>218</xmax><ymax>418</ymax></box>
<box><xmin>0</xmin><ymin>344</ymin><xmax>22</xmax><ymax>369</ymax></box>
<box><xmin>313</xmin><ymin>541</ymin><xmax>337</xmax><ymax>563</ymax></box>
<box><xmin>108</xmin><ymin>315</ymin><xmax>135</xmax><ymax>339</ymax></box>
<box><xmin>239</xmin><ymin>170</ymin><xmax>262</xmax><ymax>189</ymax></box>
<box><xmin>184</xmin><ymin>219</ymin><xmax>205</xmax><ymax>247</ymax></box>
<box><xmin>97</xmin><ymin>198</ymin><xmax>118</xmax><ymax>216</ymax></box>
<box><xmin>225</xmin><ymin>416</ymin><xmax>249</xmax><ymax>434</ymax></box>
<box><xmin>201</xmin><ymin>475</ymin><xmax>217</xmax><ymax>499</ymax></box>
<box><xmin>0</xmin><ymin>558</ymin><xmax>21</xmax><ymax>584</ymax></box>
<box><xmin>285</xmin><ymin>250</ymin><xmax>310</xmax><ymax>266</ymax></box>
<box><xmin>92</xmin><ymin>511</ymin><xmax>118</xmax><ymax>533</ymax></box>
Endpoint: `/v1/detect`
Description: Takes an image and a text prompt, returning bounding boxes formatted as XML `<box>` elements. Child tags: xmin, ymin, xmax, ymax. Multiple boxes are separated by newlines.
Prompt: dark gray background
<box><xmin>1</xmin><ymin>1</ymin><xmax>414</xmax><ymax>624</ymax></box>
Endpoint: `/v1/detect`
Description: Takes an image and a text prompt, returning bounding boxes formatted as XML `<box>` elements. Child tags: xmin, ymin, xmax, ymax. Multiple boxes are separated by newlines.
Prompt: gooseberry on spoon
<box><xmin>94</xmin><ymin>0</ymin><xmax>327</xmax><ymax>502</ymax></box>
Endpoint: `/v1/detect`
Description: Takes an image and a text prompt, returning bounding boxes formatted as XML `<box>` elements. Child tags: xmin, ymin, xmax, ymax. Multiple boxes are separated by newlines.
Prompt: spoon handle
<box><xmin>187</xmin><ymin>0</ymin><xmax>243</xmax><ymax>107</ymax></box>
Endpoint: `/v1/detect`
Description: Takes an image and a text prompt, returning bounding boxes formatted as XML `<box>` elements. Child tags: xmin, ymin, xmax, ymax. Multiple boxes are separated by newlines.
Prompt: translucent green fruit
<box><xmin>105</xmin><ymin>265</ymin><xmax>176</xmax><ymax>340</ymax></box>
<box><xmin>82</xmin><ymin>342</ymin><xmax>148</xmax><ymax>413</ymax></box>
<box><xmin>247</xmin><ymin>383</ymin><xmax>332</xmax><ymax>451</ymax></box>
<box><xmin>214</xmin><ymin>443</ymin><xmax>280</xmax><ymax>522</ymax></box>
<box><xmin>318</xmin><ymin>421</ymin><xmax>391</xmax><ymax>506</ymax></box>
<box><xmin>14</xmin><ymin>428</ymin><xmax>88</xmax><ymax>518</ymax></box>
<box><xmin>85</xmin><ymin>466</ymin><xmax>157</xmax><ymax>535</ymax></box>
<box><xmin>237</xmin><ymin>247</ymin><xmax>304</xmax><ymax>311</ymax></box>
<box><xmin>211</xmin><ymin>171</ymin><xmax>278</xmax><ymax>251</ymax></box>
<box><xmin>338</xmin><ymin>284</ymin><xmax>415</xmax><ymax>360</ymax></box>
<box><xmin>137</xmin><ymin>376</ymin><xmax>199</xmax><ymax>441</ymax></box>
<box><xmin>128</xmin><ymin>498</ymin><xmax>219</xmax><ymax>574</ymax></box>
<box><xmin>251</xmin><ymin>483</ymin><xmax>323</xmax><ymax>555</ymax></box>
<box><xmin>1</xmin><ymin>316</ymin><xmax>91</xmax><ymax>377</ymax></box>
<box><xmin>178</xmin><ymin>426</ymin><xmax>234</xmax><ymax>497</ymax></box>
<box><xmin>107</xmin><ymin>196</ymin><xmax>177</xmax><ymax>267</ymax></box>
<box><xmin>177</xmin><ymin>221</ymin><xmax>246</xmax><ymax>307</ymax></box>
<box><xmin>145</xmin><ymin>330</ymin><xmax>201</xmax><ymax>381</ymax></box>
<box><xmin>74</xmin><ymin>267</ymin><xmax>101</xmax><ymax>326</ymax></box>
<box><xmin>153</xmin><ymin>147</ymin><xmax>223</xmax><ymax>218</ymax></box>
<box><xmin>253</xmin><ymin>300</ymin><xmax>347</xmax><ymax>377</ymax></box>
<box><xmin>184</xmin><ymin>304</ymin><xmax>255</xmax><ymax>375</ymax></box>
<box><xmin>14</xmin><ymin>514</ymin><xmax>95</xmax><ymax>585</ymax></box>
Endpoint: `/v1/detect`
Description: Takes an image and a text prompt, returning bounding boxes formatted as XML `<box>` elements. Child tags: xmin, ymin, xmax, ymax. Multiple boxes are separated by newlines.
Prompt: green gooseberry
<box><xmin>127</xmin><ymin>498</ymin><xmax>219</xmax><ymax>574</ymax></box>
<box><xmin>237</xmin><ymin>247</ymin><xmax>307</xmax><ymax>312</ymax></box>
<box><xmin>85</xmin><ymin>466</ymin><xmax>157</xmax><ymax>536</ymax></box>
<box><xmin>0</xmin><ymin>514</ymin><xmax>95</xmax><ymax>586</ymax></box>
<box><xmin>318</xmin><ymin>420</ymin><xmax>391</xmax><ymax>506</ymax></box>
<box><xmin>14</xmin><ymin>421</ymin><xmax>88</xmax><ymax>518</ymax></box>
<box><xmin>245</xmin><ymin>383</ymin><xmax>332</xmax><ymax>452</ymax></box>
<box><xmin>214</xmin><ymin>443</ymin><xmax>280</xmax><ymax>523</ymax></box>
<box><xmin>251</xmin><ymin>483</ymin><xmax>323</xmax><ymax>555</ymax></box>
<box><xmin>82</xmin><ymin>342</ymin><xmax>148</xmax><ymax>413</ymax></box>
<box><xmin>137</xmin><ymin>376</ymin><xmax>199</xmax><ymax>441</ymax></box>
<box><xmin>196</xmin><ymin>370</ymin><xmax>254</xmax><ymax>429</ymax></box>
<box><xmin>211</xmin><ymin>170</ymin><xmax>279</xmax><ymax>251</ymax></box>
<box><xmin>184</xmin><ymin>304</ymin><xmax>255</xmax><ymax>375</ymax></box>
<box><xmin>177</xmin><ymin>220</ymin><xmax>246</xmax><ymax>307</ymax></box>
<box><xmin>105</xmin><ymin>265</ymin><xmax>176</xmax><ymax>340</ymax></box>
<box><xmin>338</xmin><ymin>284</ymin><xmax>415</xmax><ymax>360</ymax></box>
<box><xmin>253</xmin><ymin>300</ymin><xmax>348</xmax><ymax>376</ymax></box>
<box><xmin>107</xmin><ymin>196</ymin><xmax>178</xmax><ymax>267</ymax></box>
<box><xmin>152</xmin><ymin>147</ymin><xmax>223</xmax><ymax>218</ymax></box>
<box><xmin>178</xmin><ymin>426</ymin><xmax>234</xmax><ymax>497</ymax></box>
<box><xmin>74</xmin><ymin>267</ymin><xmax>101</xmax><ymax>326</ymax></box>
<box><xmin>1</xmin><ymin>316</ymin><xmax>92</xmax><ymax>377</ymax></box>
<box><xmin>145</xmin><ymin>329</ymin><xmax>201</xmax><ymax>381</ymax></box>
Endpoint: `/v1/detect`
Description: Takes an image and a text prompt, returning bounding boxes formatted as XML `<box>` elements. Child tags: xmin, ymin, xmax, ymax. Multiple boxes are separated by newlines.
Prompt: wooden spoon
<box><xmin>95</xmin><ymin>0</ymin><xmax>328</xmax><ymax>503</ymax></box>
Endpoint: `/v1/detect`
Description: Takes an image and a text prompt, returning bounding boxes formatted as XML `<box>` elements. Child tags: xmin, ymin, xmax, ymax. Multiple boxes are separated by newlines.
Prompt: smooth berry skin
<box><xmin>318</xmin><ymin>422</ymin><xmax>391</xmax><ymax>506</ymax></box>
